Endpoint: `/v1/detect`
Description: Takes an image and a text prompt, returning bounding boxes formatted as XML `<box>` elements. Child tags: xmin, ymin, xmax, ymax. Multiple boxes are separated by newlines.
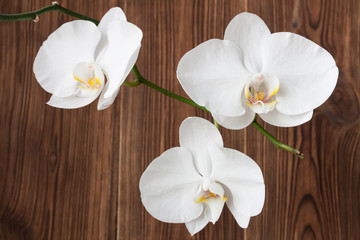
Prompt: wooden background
<box><xmin>0</xmin><ymin>0</ymin><xmax>359</xmax><ymax>239</ymax></box>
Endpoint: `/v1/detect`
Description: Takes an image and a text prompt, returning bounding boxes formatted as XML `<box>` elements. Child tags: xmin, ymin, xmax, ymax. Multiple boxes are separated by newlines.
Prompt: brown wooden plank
<box><xmin>0</xmin><ymin>0</ymin><xmax>359</xmax><ymax>239</ymax></box>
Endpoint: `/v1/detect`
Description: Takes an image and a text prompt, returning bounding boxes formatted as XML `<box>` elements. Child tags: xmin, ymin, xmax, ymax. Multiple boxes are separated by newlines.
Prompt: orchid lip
<box><xmin>196</xmin><ymin>189</ymin><xmax>227</xmax><ymax>224</ymax></box>
<box><xmin>244</xmin><ymin>73</ymin><xmax>280</xmax><ymax>114</ymax></box>
<box><xmin>194</xmin><ymin>179</ymin><xmax>227</xmax><ymax>224</ymax></box>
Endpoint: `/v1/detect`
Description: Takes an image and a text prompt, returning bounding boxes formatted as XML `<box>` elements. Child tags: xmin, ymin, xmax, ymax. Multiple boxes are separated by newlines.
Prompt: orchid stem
<box><xmin>213</xmin><ymin>119</ymin><xmax>220</xmax><ymax>129</ymax></box>
<box><xmin>251</xmin><ymin>120</ymin><xmax>304</xmax><ymax>159</ymax></box>
<box><xmin>1</xmin><ymin>4</ymin><xmax>304</xmax><ymax>159</ymax></box>
<box><xmin>126</xmin><ymin>65</ymin><xmax>209</xmax><ymax>112</ymax></box>
<box><xmin>0</xmin><ymin>3</ymin><xmax>99</xmax><ymax>25</ymax></box>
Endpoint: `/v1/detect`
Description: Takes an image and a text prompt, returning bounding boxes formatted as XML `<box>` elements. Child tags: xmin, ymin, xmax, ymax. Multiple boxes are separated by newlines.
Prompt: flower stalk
<box><xmin>0</xmin><ymin>3</ymin><xmax>99</xmax><ymax>25</ymax></box>
<box><xmin>251</xmin><ymin>119</ymin><xmax>304</xmax><ymax>159</ymax></box>
<box><xmin>1</xmin><ymin>3</ymin><xmax>304</xmax><ymax>159</ymax></box>
<box><xmin>125</xmin><ymin>65</ymin><xmax>209</xmax><ymax>112</ymax></box>
<box><xmin>213</xmin><ymin>119</ymin><xmax>220</xmax><ymax>129</ymax></box>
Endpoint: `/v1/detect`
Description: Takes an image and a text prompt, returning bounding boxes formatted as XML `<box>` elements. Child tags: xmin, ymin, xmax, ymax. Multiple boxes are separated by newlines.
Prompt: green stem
<box><xmin>213</xmin><ymin>119</ymin><xmax>220</xmax><ymax>129</ymax></box>
<box><xmin>251</xmin><ymin>120</ymin><xmax>304</xmax><ymax>159</ymax></box>
<box><xmin>127</xmin><ymin>65</ymin><xmax>209</xmax><ymax>112</ymax></box>
<box><xmin>1</xmin><ymin>3</ymin><xmax>304</xmax><ymax>159</ymax></box>
<box><xmin>0</xmin><ymin>3</ymin><xmax>99</xmax><ymax>25</ymax></box>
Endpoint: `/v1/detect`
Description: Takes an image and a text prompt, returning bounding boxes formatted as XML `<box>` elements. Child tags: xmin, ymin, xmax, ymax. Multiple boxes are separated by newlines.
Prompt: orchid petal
<box><xmin>47</xmin><ymin>93</ymin><xmax>99</xmax><ymax>109</ymax></box>
<box><xmin>212</xmin><ymin>109</ymin><xmax>255</xmax><ymax>130</ymax></box>
<box><xmin>221</xmin><ymin>180</ymin><xmax>265</xmax><ymax>217</ymax></box>
<box><xmin>224</xmin><ymin>12</ymin><xmax>270</xmax><ymax>73</ymax></box>
<box><xmin>98</xmin><ymin>7</ymin><xmax>127</xmax><ymax>31</ymax></box>
<box><xmin>33</xmin><ymin>20</ymin><xmax>101</xmax><ymax>97</ymax></box>
<box><xmin>97</xmin><ymin>45</ymin><xmax>141</xmax><ymax>110</ymax></box>
<box><xmin>185</xmin><ymin>214</ymin><xmax>209</xmax><ymax>236</ymax></box>
<box><xmin>259</xmin><ymin>109</ymin><xmax>313</xmax><ymax>127</ymax></box>
<box><xmin>262</xmin><ymin>32</ymin><xmax>338</xmax><ymax>115</ymax></box>
<box><xmin>95</xmin><ymin>7</ymin><xmax>127</xmax><ymax>60</ymax></box>
<box><xmin>139</xmin><ymin>147</ymin><xmax>203</xmax><ymax>223</ymax></box>
<box><xmin>96</xmin><ymin>82</ymin><xmax>119</xmax><ymax>110</ymax></box>
<box><xmin>225</xmin><ymin>189</ymin><xmax>251</xmax><ymax>228</ymax></box>
<box><xmin>177</xmin><ymin>39</ymin><xmax>250</xmax><ymax>116</ymax></box>
<box><xmin>212</xmin><ymin>148</ymin><xmax>265</xmax><ymax>216</ymax></box>
<box><xmin>179</xmin><ymin>117</ymin><xmax>223</xmax><ymax>177</ymax></box>
<box><xmin>97</xmin><ymin>21</ymin><xmax>142</xmax><ymax>101</ymax></box>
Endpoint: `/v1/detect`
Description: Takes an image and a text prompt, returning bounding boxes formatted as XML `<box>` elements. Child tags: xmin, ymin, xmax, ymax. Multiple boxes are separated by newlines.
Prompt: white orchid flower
<box><xmin>177</xmin><ymin>12</ymin><xmax>338</xmax><ymax>129</ymax></box>
<box><xmin>33</xmin><ymin>7</ymin><xmax>142</xmax><ymax>110</ymax></box>
<box><xmin>139</xmin><ymin>117</ymin><xmax>265</xmax><ymax>236</ymax></box>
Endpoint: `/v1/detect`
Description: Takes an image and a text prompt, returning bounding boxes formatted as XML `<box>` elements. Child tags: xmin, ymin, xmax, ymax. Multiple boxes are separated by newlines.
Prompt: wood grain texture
<box><xmin>0</xmin><ymin>0</ymin><xmax>359</xmax><ymax>239</ymax></box>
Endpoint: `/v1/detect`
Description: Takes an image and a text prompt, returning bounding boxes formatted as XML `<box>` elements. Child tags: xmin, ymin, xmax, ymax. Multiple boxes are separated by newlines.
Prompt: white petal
<box><xmin>98</xmin><ymin>7</ymin><xmax>127</xmax><ymax>30</ymax></box>
<box><xmin>33</xmin><ymin>21</ymin><xmax>101</xmax><ymax>97</ymax></box>
<box><xmin>96</xmin><ymin>82</ymin><xmax>119</xmax><ymax>110</ymax></box>
<box><xmin>212</xmin><ymin>148</ymin><xmax>265</xmax><ymax>216</ymax></box>
<box><xmin>185</xmin><ymin>214</ymin><xmax>209</xmax><ymax>236</ymax></box>
<box><xmin>262</xmin><ymin>32</ymin><xmax>338</xmax><ymax>115</ymax></box>
<box><xmin>95</xmin><ymin>7</ymin><xmax>127</xmax><ymax>59</ymax></box>
<box><xmin>139</xmin><ymin>147</ymin><xmax>203</xmax><ymax>223</ymax></box>
<box><xmin>97</xmin><ymin>45</ymin><xmax>141</xmax><ymax>110</ymax></box>
<box><xmin>221</xmin><ymin>180</ymin><xmax>265</xmax><ymax>217</ymax></box>
<box><xmin>179</xmin><ymin>117</ymin><xmax>223</xmax><ymax>177</ymax></box>
<box><xmin>212</xmin><ymin>109</ymin><xmax>255</xmax><ymax>130</ymax></box>
<box><xmin>225</xmin><ymin>192</ymin><xmax>251</xmax><ymax>228</ymax></box>
<box><xmin>47</xmin><ymin>93</ymin><xmax>99</xmax><ymax>109</ymax></box>
<box><xmin>97</xmin><ymin>21</ymin><xmax>142</xmax><ymax>99</ymax></box>
<box><xmin>224</xmin><ymin>12</ymin><xmax>271</xmax><ymax>73</ymax></box>
<box><xmin>259</xmin><ymin>109</ymin><xmax>313</xmax><ymax>127</ymax></box>
<box><xmin>177</xmin><ymin>39</ymin><xmax>250</xmax><ymax>116</ymax></box>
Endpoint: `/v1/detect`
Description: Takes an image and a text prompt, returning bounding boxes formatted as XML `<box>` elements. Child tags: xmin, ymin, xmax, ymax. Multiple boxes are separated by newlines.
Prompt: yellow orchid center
<box><xmin>195</xmin><ymin>190</ymin><xmax>228</xmax><ymax>204</ymax></box>
<box><xmin>73</xmin><ymin>74</ymin><xmax>102</xmax><ymax>91</ymax></box>
<box><xmin>72</xmin><ymin>62</ymin><xmax>104</xmax><ymax>98</ymax></box>
<box><xmin>244</xmin><ymin>73</ymin><xmax>280</xmax><ymax>114</ymax></box>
